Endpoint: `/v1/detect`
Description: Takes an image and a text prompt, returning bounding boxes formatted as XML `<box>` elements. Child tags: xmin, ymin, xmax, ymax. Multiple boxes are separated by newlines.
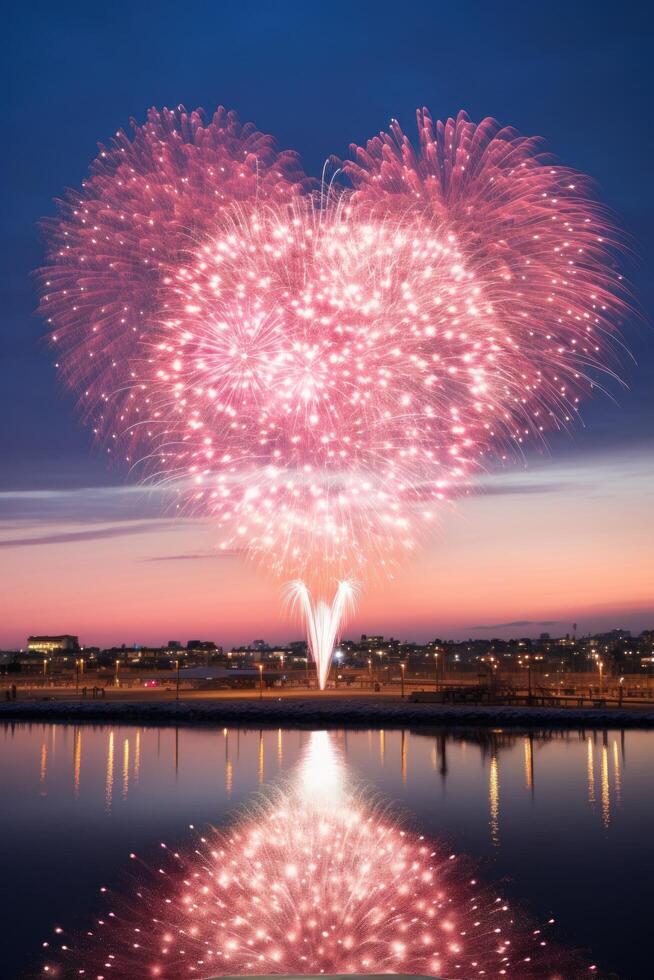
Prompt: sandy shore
<box><xmin>1</xmin><ymin>696</ymin><xmax>654</xmax><ymax>728</ymax></box>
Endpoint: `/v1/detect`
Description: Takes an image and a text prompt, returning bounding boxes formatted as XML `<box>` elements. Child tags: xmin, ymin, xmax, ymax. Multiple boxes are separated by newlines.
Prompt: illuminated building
<box><xmin>27</xmin><ymin>634</ymin><xmax>79</xmax><ymax>654</ymax></box>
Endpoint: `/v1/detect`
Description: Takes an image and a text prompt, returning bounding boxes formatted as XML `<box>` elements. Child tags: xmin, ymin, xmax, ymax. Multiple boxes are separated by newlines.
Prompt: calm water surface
<box><xmin>0</xmin><ymin>723</ymin><xmax>651</xmax><ymax>978</ymax></box>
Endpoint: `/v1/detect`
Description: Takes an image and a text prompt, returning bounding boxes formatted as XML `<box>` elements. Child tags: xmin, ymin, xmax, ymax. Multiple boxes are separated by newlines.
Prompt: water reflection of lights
<box><xmin>104</xmin><ymin>731</ymin><xmax>114</xmax><ymax>814</ymax></box>
<box><xmin>73</xmin><ymin>728</ymin><xmax>82</xmax><ymax>799</ymax></box>
<box><xmin>43</xmin><ymin>731</ymin><xmax>594</xmax><ymax>979</ymax></box>
<box><xmin>612</xmin><ymin>739</ymin><xmax>622</xmax><ymax>807</ymax></box>
<box><xmin>18</xmin><ymin>724</ymin><xmax>632</xmax><ymax>843</ymax></box>
<box><xmin>122</xmin><ymin>737</ymin><xmax>130</xmax><ymax>800</ymax></box>
<box><xmin>586</xmin><ymin>736</ymin><xmax>596</xmax><ymax>806</ymax></box>
<box><xmin>258</xmin><ymin>729</ymin><xmax>265</xmax><ymax>785</ymax></box>
<box><xmin>40</xmin><ymin>741</ymin><xmax>48</xmax><ymax>785</ymax></box>
<box><xmin>488</xmin><ymin>753</ymin><xmax>500</xmax><ymax>847</ymax></box>
<box><xmin>134</xmin><ymin>730</ymin><xmax>141</xmax><ymax>785</ymax></box>
<box><xmin>297</xmin><ymin>728</ymin><xmax>344</xmax><ymax>804</ymax></box>
<box><xmin>523</xmin><ymin>736</ymin><xmax>534</xmax><ymax>795</ymax></box>
<box><xmin>400</xmin><ymin>729</ymin><xmax>408</xmax><ymax>785</ymax></box>
<box><xmin>600</xmin><ymin>739</ymin><xmax>610</xmax><ymax>830</ymax></box>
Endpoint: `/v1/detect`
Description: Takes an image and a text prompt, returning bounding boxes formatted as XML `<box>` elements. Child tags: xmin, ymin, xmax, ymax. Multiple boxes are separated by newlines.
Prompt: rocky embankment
<box><xmin>1</xmin><ymin>697</ymin><xmax>653</xmax><ymax>729</ymax></box>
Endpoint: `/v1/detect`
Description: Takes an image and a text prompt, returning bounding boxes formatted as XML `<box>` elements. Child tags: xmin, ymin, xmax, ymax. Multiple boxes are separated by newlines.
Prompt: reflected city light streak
<box><xmin>600</xmin><ymin>741</ymin><xmax>610</xmax><ymax>829</ymax></box>
<box><xmin>122</xmin><ymin>737</ymin><xmax>130</xmax><ymax>800</ymax></box>
<box><xmin>223</xmin><ymin>727</ymin><xmax>230</xmax><ymax>791</ymax></box>
<box><xmin>489</xmin><ymin>753</ymin><xmax>500</xmax><ymax>847</ymax></box>
<box><xmin>104</xmin><ymin>731</ymin><xmax>114</xmax><ymax>814</ymax></box>
<box><xmin>258</xmin><ymin>730</ymin><xmax>265</xmax><ymax>785</ymax></box>
<box><xmin>134</xmin><ymin>730</ymin><xmax>141</xmax><ymax>785</ymax></box>
<box><xmin>613</xmin><ymin>739</ymin><xmax>622</xmax><ymax>807</ymax></box>
<box><xmin>587</xmin><ymin>736</ymin><xmax>596</xmax><ymax>806</ymax></box>
<box><xmin>524</xmin><ymin>736</ymin><xmax>534</xmax><ymax>794</ymax></box>
<box><xmin>72</xmin><ymin>728</ymin><xmax>82</xmax><ymax>800</ymax></box>
<box><xmin>40</xmin><ymin>741</ymin><xmax>48</xmax><ymax>785</ymax></box>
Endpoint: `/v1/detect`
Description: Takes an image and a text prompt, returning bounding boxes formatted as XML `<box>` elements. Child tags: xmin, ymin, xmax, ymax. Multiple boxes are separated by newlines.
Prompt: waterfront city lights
<box><xmin>39</xmin><ymin>104</ymin><xmax>629</xmax><ymax>693</ymax></box>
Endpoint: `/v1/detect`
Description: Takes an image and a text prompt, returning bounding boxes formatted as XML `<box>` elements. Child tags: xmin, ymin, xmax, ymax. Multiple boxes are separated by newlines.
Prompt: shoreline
<box><xmin>2</xmin><ymin>696</ymin><xmax>654</xmax><ymax>729</ymax></box>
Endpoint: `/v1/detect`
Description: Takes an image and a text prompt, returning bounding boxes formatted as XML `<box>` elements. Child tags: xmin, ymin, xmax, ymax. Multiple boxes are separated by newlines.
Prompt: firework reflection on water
<box><xmin>42</xmin><ymin>731</ymin><xmax>595</xmax><ymax>979</ymax></box>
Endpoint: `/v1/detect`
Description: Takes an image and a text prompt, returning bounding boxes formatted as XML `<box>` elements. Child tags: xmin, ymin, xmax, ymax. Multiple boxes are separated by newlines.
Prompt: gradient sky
<box><xmin>1</xmin><ymin>0</ymin><xmax>652</xmax><ymax>648</ymax></box>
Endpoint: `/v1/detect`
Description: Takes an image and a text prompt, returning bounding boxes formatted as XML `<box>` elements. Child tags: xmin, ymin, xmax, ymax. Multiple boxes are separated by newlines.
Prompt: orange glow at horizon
<box><xmin>0</xmin><ymin>450</ymin><xmax>652</xmax><ymax>648</ymax></box>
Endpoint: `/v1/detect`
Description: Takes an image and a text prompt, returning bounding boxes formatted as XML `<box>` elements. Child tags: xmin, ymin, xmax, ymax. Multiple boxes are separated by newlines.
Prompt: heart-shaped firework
<box><xmin>39</xmin><ymin>106</ymin><xmax>627</xmax><ymax>687</ymax></box>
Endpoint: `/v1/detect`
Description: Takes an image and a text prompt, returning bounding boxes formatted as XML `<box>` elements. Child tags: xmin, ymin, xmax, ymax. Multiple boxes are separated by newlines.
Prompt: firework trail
<box><xmin>39</xmin><ymin>106</ymin><xmax>628</xmax><ymax>687</ymax></box>
<box><xmin>288</xmin><ymin>581</ymin><xmax>356</xmax><ymax>690</ymax></box>
<box><xmin>42</xmin><ymin>732</ymin><xmax>595</xmax><ymax>979</ymax></box>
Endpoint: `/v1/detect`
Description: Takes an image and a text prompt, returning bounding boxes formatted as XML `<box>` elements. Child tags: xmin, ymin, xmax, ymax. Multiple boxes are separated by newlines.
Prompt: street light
<box><xmin>75</xmin><ymin>658</ymin><xmax>80</xmax><ymax>695</ymax></box>
<box><xmin>367</xmin><ymin>658</ymin><xmax>372</xmax><ymax>689</ymax></box>
<box><xmin>114</xmin><ymin>658</ymin><xmax>120</xmax><ymax>687</ymax></box>
<box><xmin>598</xmin><ymin>658</ymin><xmax>604</xmax><ymax>697</ymax></box>
<box><xmin>175</xmin><ymin>658</ymin><xmax>180</xmax><ymax>701</ymax></box>
<box><xmin>258</xmin><ymin>663</ymin><xmax>264</xmax><ymax>699</ymax></box>
<box><xmin>434</xmin><ymin>651</ymin><xmax>439</xmax><ymax>692</ymax></box>
<box><xmin>400</xmin><ymin>661</ymin><xmax>406</xmax><ymax>699</ymax></box>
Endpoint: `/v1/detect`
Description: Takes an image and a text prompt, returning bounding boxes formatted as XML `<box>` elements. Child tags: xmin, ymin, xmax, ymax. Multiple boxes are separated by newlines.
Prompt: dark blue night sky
<box><xmin>2</xmin><ymin>0</ymin><xmax>652</xmax><ymax>492</ymax></box>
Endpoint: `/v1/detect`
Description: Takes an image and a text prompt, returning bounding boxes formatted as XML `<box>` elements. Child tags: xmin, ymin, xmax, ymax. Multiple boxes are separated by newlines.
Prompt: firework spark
<box><xmin>42</xmin><ymin>733</ymin><xmax>595</xmax><ymax>979</ymax></box>
<box><xmin>39</xmin><ymin>105</ymin><xmax>628</xmax><ymax>687</ymax></box>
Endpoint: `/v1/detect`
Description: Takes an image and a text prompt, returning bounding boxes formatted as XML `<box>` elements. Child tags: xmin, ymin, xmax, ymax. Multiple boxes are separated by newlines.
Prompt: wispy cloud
<box><xmin>0</xmin><ymin>520</ymin><xmax>173</xmax><ymax>549</ymax></box>
<box><xmin>0</xmin><ymin>485</ymin><xmax>169</xmax><ymax>524</ymax></box>
<box><xmin>468</xmin><ymin>619</ymin><xmax>561</xmax><ymax>630</ymax></box>
<box><xmin>474</xmin><ymin>480</ymin><xmax>572</xmax><ymax>497</ymax></box>
<box><xmin>142</xmin><ymin>549</ymin><xmax>241</xmax><ymax>562</ymax></box>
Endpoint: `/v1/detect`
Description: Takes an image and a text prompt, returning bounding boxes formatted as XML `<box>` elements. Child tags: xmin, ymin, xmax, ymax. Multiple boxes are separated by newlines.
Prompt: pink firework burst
<box><xmin>39</xmin><ymin>105</ymin><xmax>629</xmax><ymax>682</ymax></box>
<box><xmin>344</xmin><ymin>109</ymin><xmax>628</xmax><ymax>443</ymax></box>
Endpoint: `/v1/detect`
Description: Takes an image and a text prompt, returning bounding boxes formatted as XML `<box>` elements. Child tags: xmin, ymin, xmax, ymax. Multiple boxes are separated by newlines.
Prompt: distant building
<box><xmin>187</xmin><ymin>640</ymin><xmax>217</xmax><ymax>652</ymax></box>
<box><xmin>27</xmin><ymin>634</ymin><xmax>79</xmax><ymax>654</ymax></box>
<box><xmin>593</xmin><ymin>628</ymin><xmax>632</xmax><ymax>643</ymax></box>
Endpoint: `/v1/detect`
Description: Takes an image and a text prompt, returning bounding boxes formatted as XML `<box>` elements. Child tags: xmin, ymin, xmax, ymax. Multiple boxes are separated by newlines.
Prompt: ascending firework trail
<box><xmin>39</xmin><ymin>106</ymin><xmax>629</xmax><ymax>687</ymax></box>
